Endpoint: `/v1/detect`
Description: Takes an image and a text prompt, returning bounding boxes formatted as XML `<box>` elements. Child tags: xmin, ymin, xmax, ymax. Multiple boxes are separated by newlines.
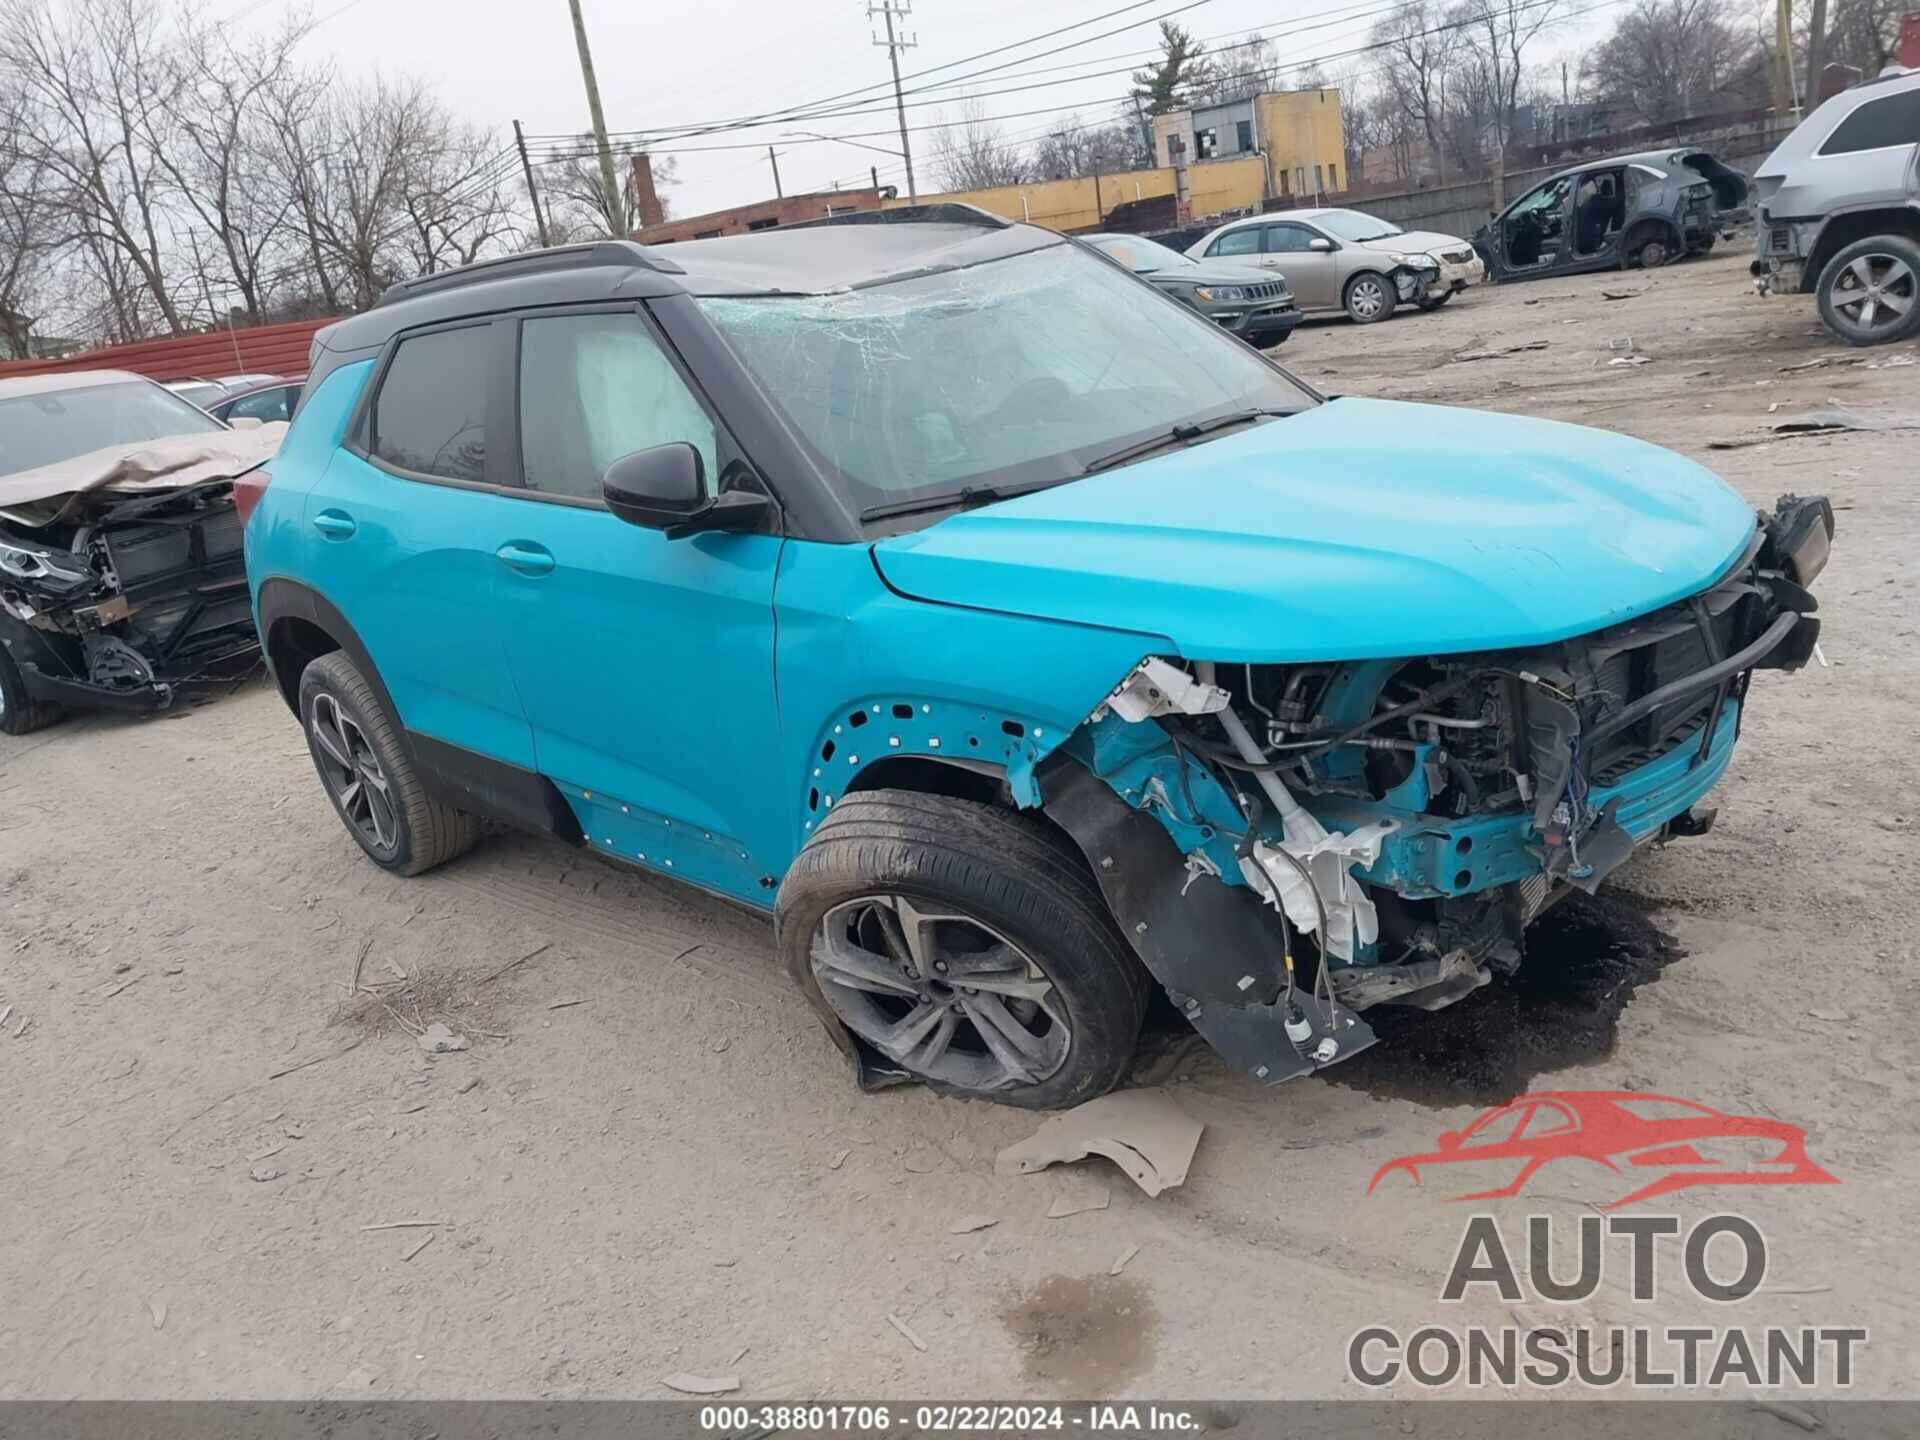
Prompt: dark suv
<box><xmin>247</xmin><ymin>212</ymin><xmax>1830</xmax><ymax>1109</ymax></box>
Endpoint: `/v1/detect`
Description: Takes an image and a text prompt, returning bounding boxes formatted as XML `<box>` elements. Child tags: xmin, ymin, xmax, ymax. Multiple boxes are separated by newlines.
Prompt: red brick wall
<box><xmin>0</xmin><ymin>317</ymin><xmax>333</xmax><ymax>383</ymax></box>
<box><xmin>634</xmin><ymin>188</ymin><xmax>888</xmax><ymax>245</ymax></box>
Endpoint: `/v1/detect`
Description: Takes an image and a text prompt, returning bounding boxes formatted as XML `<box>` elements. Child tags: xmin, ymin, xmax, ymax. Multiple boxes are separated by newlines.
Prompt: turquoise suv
<box><xmin>245</xmin><ymin>212</ymin><xmax>1833</xmax><ymax>1109</ymax></box>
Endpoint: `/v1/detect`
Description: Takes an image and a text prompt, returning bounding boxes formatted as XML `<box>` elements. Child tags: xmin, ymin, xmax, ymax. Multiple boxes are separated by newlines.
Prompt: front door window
<box><xmin>1502</xmin><ymin>176</ymin><xmax>1574</xmax><ymax>268</ymax></box>
<box><xmin>518</xmin><ymin>312</ymin><xmax>718</xmax><ymax>501</ymax></box>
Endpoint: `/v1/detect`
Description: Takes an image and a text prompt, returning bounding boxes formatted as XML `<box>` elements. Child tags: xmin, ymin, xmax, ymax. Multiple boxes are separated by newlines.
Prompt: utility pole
<box><xmin>566</xmin><ymin>0</ymin><xmax>626</xmax><ymax>237</ymax></box>
<box><xmin>871</xmin><ymin>164</ymin><xmax>881</xmax><ymax>193</ymax></box>
<box><xmin>1771</xmin><ymin>0</ymin><xmax>1798</xmax><ymax>117</ymax></box>
<box><xmin>870</xmin><ymin>1</ymin><xmax>917</xmax><ymax>202</ymax></box>
<box><xmin>1806</xmin><ymin>0</ymin><xmax>1830</xmax><ymax>106</ymax></box>
<box><xmin>515</xmin><ymin>120</ymin><xmax>553</xmax><ymax>247</ymax></box>
<box><xmin>768</xmin><ymin>146</ymin><xmax>783</xmax><ymax>199</ymax></box>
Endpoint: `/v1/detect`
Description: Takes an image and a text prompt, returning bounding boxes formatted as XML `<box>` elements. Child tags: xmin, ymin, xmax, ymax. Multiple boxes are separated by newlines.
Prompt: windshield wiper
<box><xmin>860</xmin><ymin>482</ymin><xmax>1033</xmax><ymax>523</ymax></box>
<box><xmin>1081</xmin><ymin>409</ymin><xmax>1288</xmax><ymax>476</ymax></box>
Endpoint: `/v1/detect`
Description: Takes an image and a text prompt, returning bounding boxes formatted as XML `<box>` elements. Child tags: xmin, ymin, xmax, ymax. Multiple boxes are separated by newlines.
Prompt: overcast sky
<box><xmin>237</xmin><ymin>0</ymin><xmax>1620</xmax><ymax>222</ymax></box>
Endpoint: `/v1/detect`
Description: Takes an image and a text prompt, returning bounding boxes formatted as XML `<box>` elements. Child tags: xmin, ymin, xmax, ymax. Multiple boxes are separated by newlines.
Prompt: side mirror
<box><xmin>601</xmin><ymin>443</ymin><xmax>773</xmax><ymax>539</ymax></box>
<box><xmin>1309</xmin><ymin>237</ymin><xmax>1334</xmax><ymax>252</ymax></box>
<box><xmin>1437</xmin><ymin>1130</ymin><xmax>1463</xmax><ymax>1153</ymax></box>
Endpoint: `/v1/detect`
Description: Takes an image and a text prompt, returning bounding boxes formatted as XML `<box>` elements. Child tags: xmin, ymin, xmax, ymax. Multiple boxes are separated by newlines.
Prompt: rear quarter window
<box><xmin>1818</xmin><ymin>87</ymin><xmax>1920</xmax><ymax>156</ymax></box>
<box><xmin>369</xmin><ymin>326</ymin><xmax>490</xmax><ymax>482</ymax></box>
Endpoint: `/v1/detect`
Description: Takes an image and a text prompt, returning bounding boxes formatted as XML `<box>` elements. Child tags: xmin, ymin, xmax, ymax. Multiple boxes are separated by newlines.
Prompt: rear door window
<box><xmin>1206</xmin><ymin>226</ymin><xmax>1263</xmax><ymax>258</ymax></box>
<box><xmin>369</xmin><ymin>326</ymin><xmax>490</xmax><ymax>483</ymax></box>
<box><xmin>1818</xmin><ymin>87</ymin><xmax>1920</xmax><ymax>155</ymax></box>
<box><xmin>1264</xmin><ymin>223</ymin><xmax>1321</xmax><ymax>252</ymax></box>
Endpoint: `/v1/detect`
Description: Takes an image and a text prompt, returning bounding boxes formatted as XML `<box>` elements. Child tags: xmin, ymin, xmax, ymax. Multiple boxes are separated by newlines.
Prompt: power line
<box><xmin>523</xmin><ymin>0</ymin><xmax>1221</xmax><ymax>145</ymax></box>
<box><xmin>540</xmin><ymin>0</ymin><xmax>1455</xmax><ymax>152</ymax></box>
<box><xmin>813</xmin><ymin>0</ymin><xmax>1633</xmax><ymax>191</ymax></box>
<box><xmin>527</xmin><ymin>0</ymin><xmax>1618</xmax><ymax>172</ymax></box>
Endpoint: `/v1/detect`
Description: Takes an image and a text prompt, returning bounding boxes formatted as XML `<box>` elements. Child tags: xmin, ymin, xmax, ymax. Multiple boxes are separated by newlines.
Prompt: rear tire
<box><xmin>1622</xmin><ymin>225</ymin><xmax>1674</xmax><ymax>270</ymax></box>
<box><xmin>1817</xmin><ymin>235</ymin><xmax>1920</xmax><ymax>347</ymax></box>
<box><xmin>298</xmin><ymin>651</ymin><xmax>479</xmax><ymax>875</ymax></box>
<box><xmin>777</xmin><ymin>789</ymin><xmax>1150</xmax><ymax>1109</ymax></box>
<box><xmin>0</xmin><ymin>643</ymin><xmax>64</xmax><ymax>737</ymax></box>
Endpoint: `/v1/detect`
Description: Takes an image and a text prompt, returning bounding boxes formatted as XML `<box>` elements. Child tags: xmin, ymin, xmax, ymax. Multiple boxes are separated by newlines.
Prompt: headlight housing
<box><xmin>1195</xmin><ymin>285</ymin><xmax>1248</xmax><ymax>302</ymax></box>
<box><xmin>0</xmin><ymin>538</ymin><xmax>93</xmax><ymax>592</ymax></box>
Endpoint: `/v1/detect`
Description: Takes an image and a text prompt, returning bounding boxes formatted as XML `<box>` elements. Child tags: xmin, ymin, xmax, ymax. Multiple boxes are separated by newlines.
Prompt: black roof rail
<box><xmin>785</xmin><ymin>202</ymin><xmax>1013</xmax><ymax>232</ymax></box>
<box><xmin>374</xmin><ymin>240</ymin><xmax>684</xmax><ymax>308</ymax></box>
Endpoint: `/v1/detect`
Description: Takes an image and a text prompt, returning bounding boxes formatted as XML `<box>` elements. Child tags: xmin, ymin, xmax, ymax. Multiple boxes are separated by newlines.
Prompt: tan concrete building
<box><xmin>879</xmin><ymin>155</ymin><xmax>1268</xmax><ymax>234</ymax></box>
<box><xmin>1151</xmin><ymin>89</ymin><xmax>1348</xmax><ymax>202</ymax></box>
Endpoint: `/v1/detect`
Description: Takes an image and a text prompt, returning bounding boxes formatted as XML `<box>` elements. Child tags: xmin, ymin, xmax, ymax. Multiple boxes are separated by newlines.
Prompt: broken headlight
<box><xmin>1766</xmin><ymin>494</ymin><xmax>1835</xmax><ymax>587</ymax></box>
<box><xmin>0</xmin><ymin>537</ymin><xmax>93</xmax><ymax>595</ymax></box>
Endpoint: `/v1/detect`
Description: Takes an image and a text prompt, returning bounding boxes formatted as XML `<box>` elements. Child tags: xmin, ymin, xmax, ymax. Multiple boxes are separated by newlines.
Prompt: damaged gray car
<box><xmin>0</xmin><ymin>370</ymin><xmax>283</xmax><ymax>734</ymax></box>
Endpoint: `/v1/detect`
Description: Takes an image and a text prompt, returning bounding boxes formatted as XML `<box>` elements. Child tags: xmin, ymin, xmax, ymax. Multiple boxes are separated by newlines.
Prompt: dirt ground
<box><xmin>2</xmin><ymin>248</ymin><xmax>1916</xmax><ymax>1404</ymax></box>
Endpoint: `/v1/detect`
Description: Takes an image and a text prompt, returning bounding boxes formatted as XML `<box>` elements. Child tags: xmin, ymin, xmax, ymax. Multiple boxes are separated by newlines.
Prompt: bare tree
<box><xmin>543</xmin><ymin>142</ymin><xmax>679</xmax><ymax>241</ymax></box>
<box><xmin>1824</xmin><ymin>0</ymin><xmax>1906</xmax><ymax>76</ymax></box>
<box><xmin>1</xmin><ymin>0</ymin><xmax>189</xmax><ymax>332</ymax></box>
<box><xmin>1188</xmin><ymin>33</ymin><xmax>1281</xmax><ymax>106</ymax></box>
<box><xmin>1581</xmin><ymin>0</ymin><xmax>1757</xmax><ymax>124</ymax></box>
<box><xmin>0</xmin><ymin>81</ymin><xmax>57</xmax><ymax>354</ymax></box>
<box><xmin>158</xmin><ymin>14</ymin><xmax>312</xmax><ymax>324</ymax></box>
<box><xmin>929</xmin><ymin>98</ymin><xmax>1029</xmax><ymax>191</ymax></box>
<box><xmin>1372</xmin><ymin>1</ymin><xmax>1459</xmax><ymax>176</ymax></box>
<box><xmin>1449</xmin><ymin>0</ymin><xmax>1567</xmax><ymax>149</ymax></box>
<box><xmin>1032</xmin><ymin>113</ymin><xmax>1141</xmax><ymax>180</ymax></box>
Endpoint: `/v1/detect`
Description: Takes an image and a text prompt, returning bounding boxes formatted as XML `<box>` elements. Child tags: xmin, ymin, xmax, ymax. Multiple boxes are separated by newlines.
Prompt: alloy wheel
<box><xmin>1829</xmin><ymin>252</ymin><xmax>1915</xmax><ymax>336</ymax></box>
<box><xmin>309</xmin><ymin>692</ymin><xmax>399</xmax><ymax>854</ymax></box>
<box><xmin>809</xmin><ymin>894</ymin><xmax>1070</xmax><ymax>1092</ymax></box>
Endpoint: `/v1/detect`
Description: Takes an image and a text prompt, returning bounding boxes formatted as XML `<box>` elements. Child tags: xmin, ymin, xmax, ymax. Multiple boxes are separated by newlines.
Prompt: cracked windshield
<box><xmin>698</xmin><ymin>243</ymin><xmax>1312</xmax><ymax>516</ymax></box>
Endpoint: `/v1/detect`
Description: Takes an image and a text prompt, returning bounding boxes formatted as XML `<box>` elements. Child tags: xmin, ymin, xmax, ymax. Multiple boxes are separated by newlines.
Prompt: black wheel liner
<box><xmin>1037</xmin><ymin>755</ymin><xmax>1376</xmax><ymax>1084</ymax></box>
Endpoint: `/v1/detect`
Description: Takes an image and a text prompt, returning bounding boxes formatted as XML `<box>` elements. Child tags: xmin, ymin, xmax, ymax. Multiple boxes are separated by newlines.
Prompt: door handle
<box><xmin>495</xmin><ymin>541</ymin><xmax>555</xmax><ymax>577</ymax></box>
<box><xmin>312</xmin><ymin>509</ymin><xmax>356</xmax><ymax>539</ymax></box>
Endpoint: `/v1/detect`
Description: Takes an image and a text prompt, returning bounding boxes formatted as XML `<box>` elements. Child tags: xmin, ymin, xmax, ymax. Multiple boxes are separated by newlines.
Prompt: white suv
<box><xmin>1751</xmin><ymin>68</ymin><xmax>1920</xmax><ymax>345</ymax></box>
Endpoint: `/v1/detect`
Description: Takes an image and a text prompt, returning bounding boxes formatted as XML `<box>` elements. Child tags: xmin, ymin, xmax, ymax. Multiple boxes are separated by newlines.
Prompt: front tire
<box><xmin>777</xmin><ymin>789</ymin><xmax>1149</xmax><ymax>1109</ymax></box>
<box><xmin>1344</xmin><ymin>272</ymin><xmax>1394</xmax><ymax>323</ymax></box>
<box><xmin>298</xmin><ymin>651</ymin><xmax>479</xmax><ymax>875</ymax></box>
<box><xmin>1817</xmin><ymin>235</ymin><xmax>1920</xmax><ymax>347</ymax></box>
<box><xmin>1417</xmin><ymin>288</ymin><xmax>1454</xmax><ymax>311</ymax></box>
<box><xmin>0</xmin><ymin>642</ymin><xmax>63</xmax><ymax>736</ymax></box>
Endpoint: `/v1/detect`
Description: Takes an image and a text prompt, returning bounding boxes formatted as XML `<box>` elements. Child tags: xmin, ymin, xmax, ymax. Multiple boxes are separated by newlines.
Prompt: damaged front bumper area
<box><xmin>0</xmin><ymin>481</ymin><xmax>259</xmax><ymax>715</ymax></box>
<box><xmin>1040</xmin><ymin>495</ymin><xmax>1833</xmax><ymax>1085</ymax></box>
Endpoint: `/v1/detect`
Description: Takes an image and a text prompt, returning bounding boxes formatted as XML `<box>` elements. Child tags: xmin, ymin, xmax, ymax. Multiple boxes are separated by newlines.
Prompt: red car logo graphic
<box><xmin>1367</xmin><ymin>1091</ymin><xmax>1838</xmax><ymax>1210</ymax></box>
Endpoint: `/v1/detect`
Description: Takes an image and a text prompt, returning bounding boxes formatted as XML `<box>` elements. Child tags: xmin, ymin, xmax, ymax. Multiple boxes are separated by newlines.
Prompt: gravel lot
<box><xmin>2</xmin><ymin>248</ymin><xmax>1915</xmax><ymax>1403</ymax></box>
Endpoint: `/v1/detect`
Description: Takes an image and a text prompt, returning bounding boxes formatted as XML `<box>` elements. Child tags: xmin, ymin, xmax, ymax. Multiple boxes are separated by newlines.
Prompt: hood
<box><xmin>870</xmin><ymin>398</ymin><xmax>1757</xmax><ymax>662</ymax></box>
<box><xmin>0</xmin><ymin>425</ymin><xmax>285</xmax><ymax>527</ymax></box>
<box><xmin>1159</xmin><ymin>260</ymin><xmax>1284</xmax><ymax>288</ymax></box>
<box><xmin>1387</xmin><ymin>229</ymin><xmax>1473</xmax><ymax>255</ymax></box>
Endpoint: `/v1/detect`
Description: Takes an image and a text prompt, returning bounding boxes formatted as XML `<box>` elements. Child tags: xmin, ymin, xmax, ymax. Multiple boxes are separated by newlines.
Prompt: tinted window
<box><xmin>1819</xmin><ymin>87</ymin><xmax>1920</xmax><ymax>155</ymax></box>
<box><xmin>1264</xmin><ymin>223</ymin><xmax>1320</xmax><ymax>253</ymax></box>
<box><xmin>1206</xmin><ymin>226</ymin><xmax>1262</xmax><ymax>257</ymax></box>
<box><xmin>227</xmin><ymin>385</ymin><xmax>295</xmax><ymax>423</ymax></box>
<box><xmin>518</xmin><ymin>312</ymin><xmax>717</xmax><ymax>502</ymax></box>
<box><xmin>371</xmin><ymin>327</ymin><xmax>490</xmax><ymax>482</ymax></box>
